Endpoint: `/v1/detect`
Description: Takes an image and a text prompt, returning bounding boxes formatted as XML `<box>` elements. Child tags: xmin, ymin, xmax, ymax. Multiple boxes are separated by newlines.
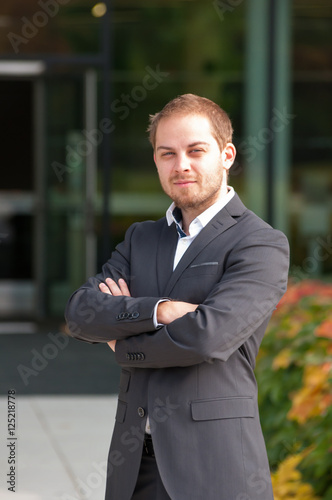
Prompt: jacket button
<box><xmin>131</xmin><ymin>311</ymin><xmax>140</xmax><ymax>319</ymax></box>
<box><xmin>138</xmin><ymin>407</ymin><xmax>145</xmax><ymax>418</ymax></box>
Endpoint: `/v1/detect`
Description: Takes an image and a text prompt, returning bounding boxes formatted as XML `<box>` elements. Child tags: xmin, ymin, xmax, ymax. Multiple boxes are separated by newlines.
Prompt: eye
<box><xmin>162</xmin><ymin>151</ymin><xmax>175</xmax><ymax>157</ymax></box>
<box><xmin>189</xmin><ymin>149</ymin><xmax>204</xmax><ymax>154</ymax></box>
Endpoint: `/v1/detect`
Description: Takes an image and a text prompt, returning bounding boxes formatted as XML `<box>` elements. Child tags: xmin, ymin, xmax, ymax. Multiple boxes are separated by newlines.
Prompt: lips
<box><xmin>173</xmin><ymin>179</ymin><xmax>196</xmax><ymax>186</ymax></box>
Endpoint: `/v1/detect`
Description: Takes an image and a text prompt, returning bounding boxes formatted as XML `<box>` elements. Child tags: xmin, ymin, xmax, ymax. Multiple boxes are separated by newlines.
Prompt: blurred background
<box><xmin>0</xmin><ymin>0</ymin><xmax>331</xmax><ymax>327</ymax></box>
<box><xmin>0</xmin><ymin>2</ymin><xmax>331</xmax><ymax>499</ymax></box>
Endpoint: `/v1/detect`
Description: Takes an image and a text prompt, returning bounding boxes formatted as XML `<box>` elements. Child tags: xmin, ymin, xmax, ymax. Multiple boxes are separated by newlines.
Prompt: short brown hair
<box><xmin>147</xmin><ymin>93</ymin><xmax>233</xmax><ymax>151</ymax></box>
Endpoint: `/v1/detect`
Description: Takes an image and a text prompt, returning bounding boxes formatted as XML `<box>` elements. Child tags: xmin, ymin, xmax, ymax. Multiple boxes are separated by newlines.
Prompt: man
<box><xmin>65</xmin><ymin>94</ymin><xmax>289</xmax><ymax>500</ymax></box>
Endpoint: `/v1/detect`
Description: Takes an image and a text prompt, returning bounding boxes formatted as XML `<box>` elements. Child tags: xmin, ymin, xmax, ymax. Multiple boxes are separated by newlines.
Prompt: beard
<box><xmin>171</xmin><ymin>183</ymin><xmax>222</xmax><ymax>211</ymax></box>
<box><xmin>161</xmin><ymin>167</ymin><xmax>224</xmax><ymax>212</ymax></box>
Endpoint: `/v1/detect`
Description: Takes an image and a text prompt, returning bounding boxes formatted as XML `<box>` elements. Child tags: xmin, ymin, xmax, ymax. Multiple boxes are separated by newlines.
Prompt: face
<box><xmin>154</xmin><ymin>114</ymin><xmax>233</xmax><ymax>217</ymax></box>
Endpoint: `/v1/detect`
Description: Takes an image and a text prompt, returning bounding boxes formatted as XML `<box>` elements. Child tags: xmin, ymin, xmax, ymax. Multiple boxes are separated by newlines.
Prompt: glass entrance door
<box><xmin>0</xmin><ymin>78</ymin><xmax>37</xmax><ymax>318</ymax></box>
<box><xmin>0</xmin><ymin>70</ymin><xmax>98</xmax><ymax>321</ymax></box>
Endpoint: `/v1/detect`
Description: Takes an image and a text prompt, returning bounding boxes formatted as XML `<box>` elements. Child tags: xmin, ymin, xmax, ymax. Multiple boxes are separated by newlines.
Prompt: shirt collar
<box><xmin>166</xmin><ymin>186</ymin><xmax>235</xmax><ymax>232</ymax></box>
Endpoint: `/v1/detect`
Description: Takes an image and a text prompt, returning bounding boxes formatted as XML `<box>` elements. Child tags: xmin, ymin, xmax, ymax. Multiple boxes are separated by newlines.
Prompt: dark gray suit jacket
<box><xmin>65</xmin><ymin>194</ymin><xmax>289</xmax><ymax>500</ymax></box>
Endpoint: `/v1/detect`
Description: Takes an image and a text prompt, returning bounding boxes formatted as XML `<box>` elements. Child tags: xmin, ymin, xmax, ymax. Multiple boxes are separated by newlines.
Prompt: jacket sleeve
<box><xmin>114</xmin><ymin>228</ymin><xmax>290</xmax><ymax>368</ymax></box>
<box><xmin>65</xmin><ymin>223</ymin><xmax>160</xmax><ymax>343</ymax></box>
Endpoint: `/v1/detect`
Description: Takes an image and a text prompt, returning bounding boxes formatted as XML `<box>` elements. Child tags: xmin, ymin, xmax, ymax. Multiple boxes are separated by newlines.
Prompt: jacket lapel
<box><xmin>156</xmin><ymin>220</ymin><xmax>179</xmax><ymax>296</ymax></box>
<box><xmin>162</xmin><ymin>194</ymin><xmax>246</xmax><ymax>297</ymax></box>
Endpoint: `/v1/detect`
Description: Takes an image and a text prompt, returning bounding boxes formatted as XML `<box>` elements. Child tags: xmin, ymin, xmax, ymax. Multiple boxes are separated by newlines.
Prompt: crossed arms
<box><xmin>98</xmin><ymin>277</ymin><xmax>198</xmax><ymax>352</ymax></box>
<box><xmin>65</xmin><ymin>221</ymin><xmax>289</xmax><ymax>369</ymax></box>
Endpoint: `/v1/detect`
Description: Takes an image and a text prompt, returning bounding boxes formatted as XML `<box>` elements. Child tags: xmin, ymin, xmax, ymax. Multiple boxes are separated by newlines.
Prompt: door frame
<box><xmin>0</xmin><ymin>64</ymin><xmax>98</xmax><ymax>320</ymax></box>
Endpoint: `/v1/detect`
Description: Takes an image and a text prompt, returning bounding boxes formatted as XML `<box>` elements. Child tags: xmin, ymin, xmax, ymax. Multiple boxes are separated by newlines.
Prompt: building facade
<box><xmin>0</xmin><ymin>0</ymin><xmax>331</xmax><ymax>321</ymax></box>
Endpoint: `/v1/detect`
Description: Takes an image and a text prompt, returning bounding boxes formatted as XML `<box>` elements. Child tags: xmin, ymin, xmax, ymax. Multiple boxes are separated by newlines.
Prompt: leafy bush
<box><xmin>255</xmin><ymin>280</ymin><xmax>332</xmax><ymax>500</ymax></box>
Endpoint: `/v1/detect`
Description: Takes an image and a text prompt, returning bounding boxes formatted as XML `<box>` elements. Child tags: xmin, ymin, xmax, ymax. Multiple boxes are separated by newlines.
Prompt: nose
<box><xmin>174</xmin><ymin>153</ymin><xmax>191</xmax><ymax>173</ymax></box>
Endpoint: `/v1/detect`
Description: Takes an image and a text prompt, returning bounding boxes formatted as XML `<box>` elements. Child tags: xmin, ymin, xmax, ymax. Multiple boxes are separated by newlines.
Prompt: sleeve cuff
<box><xmin>153</xmin><ymin>299</ymin><xmax>170</xmax><ymax>328</ymax></box>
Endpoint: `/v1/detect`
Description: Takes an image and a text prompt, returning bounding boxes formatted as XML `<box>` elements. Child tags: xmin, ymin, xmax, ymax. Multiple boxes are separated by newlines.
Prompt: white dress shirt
<box><xmin>166</xmin><ymin>186</ymin><xmax>235</xmax><ymax>269</ymax></box>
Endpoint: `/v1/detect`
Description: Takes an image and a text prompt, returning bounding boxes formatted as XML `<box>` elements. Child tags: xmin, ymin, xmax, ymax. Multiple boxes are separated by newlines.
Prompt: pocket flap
<box><xmin>191</xmin><ymin>397</ymin><xmax>254</xmax><ymax>421</ymax></box>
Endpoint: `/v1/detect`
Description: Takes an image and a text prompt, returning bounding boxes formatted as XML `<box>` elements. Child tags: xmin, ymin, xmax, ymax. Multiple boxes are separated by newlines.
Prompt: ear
<box><xmin>221</xmin><ymin>143</ymin><xmax>236</xmax><ymax>172</ymax></box>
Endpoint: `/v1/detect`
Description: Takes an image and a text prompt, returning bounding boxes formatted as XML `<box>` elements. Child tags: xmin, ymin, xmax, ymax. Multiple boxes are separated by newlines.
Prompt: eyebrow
<box><xmin>156</xmin><ymin>141</ymin><xmax>210</xmax><ymax>151</ymax></box>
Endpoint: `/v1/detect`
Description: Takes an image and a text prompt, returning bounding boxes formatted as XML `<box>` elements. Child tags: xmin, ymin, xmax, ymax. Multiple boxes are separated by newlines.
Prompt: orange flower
<box><xmin>276</xmin><ymin>280</ymin><xmax>332</xmax><ymax>310</ymax></box>
<box><xmin>315</xmin><ymin>319</ymin><xmax>332</xmax><ymax>339</ymax></box>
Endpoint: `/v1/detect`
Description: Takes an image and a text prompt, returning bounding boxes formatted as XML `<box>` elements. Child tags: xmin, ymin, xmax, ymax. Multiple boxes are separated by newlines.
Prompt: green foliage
<box><xmin>255</xmin><ymin>280</ymin><xmax>332</xmax><ymax>499</ymax></box>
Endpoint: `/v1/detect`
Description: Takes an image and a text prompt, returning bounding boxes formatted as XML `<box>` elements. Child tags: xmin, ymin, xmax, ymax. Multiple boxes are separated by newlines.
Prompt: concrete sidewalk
<box><xmin>0</xmin><ymin>395</ymin><xmax>118</xmax><ymax>500</ymax></box>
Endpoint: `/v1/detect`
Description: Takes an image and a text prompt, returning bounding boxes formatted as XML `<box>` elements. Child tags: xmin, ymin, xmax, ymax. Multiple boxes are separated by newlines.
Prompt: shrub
<box><xmin>255</xmin><ymin>280</ymin><xmax>332</xmax><ymax>500</ymax></box>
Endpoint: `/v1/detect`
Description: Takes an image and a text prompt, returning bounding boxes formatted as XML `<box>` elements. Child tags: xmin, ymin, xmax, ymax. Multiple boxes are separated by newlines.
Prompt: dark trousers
<box><xmin>131</xmin><ymin>438</ymin><xmax>171</xmax><ymax>500</ymax></box>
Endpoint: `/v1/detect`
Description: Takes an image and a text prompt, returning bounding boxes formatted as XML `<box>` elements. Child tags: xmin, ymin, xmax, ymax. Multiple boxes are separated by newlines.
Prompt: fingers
<box><xmin>99</xmin><ymin>282</ymin><xmax>112</xmax><ymax>294</ymax></box>
<box><xmin>98</xmin><ymin>278</ymin><xmax>131</xmax><ymax>297</ymax></box>
<box><xmin>107</xmin><ymin>340</ymin><xmax>116</xmax><ymax>352</ymax></box>
<box><xmin>117</xmin><ymin>278</ymin><xmax>131</xmax><ymax>296</ymax></box>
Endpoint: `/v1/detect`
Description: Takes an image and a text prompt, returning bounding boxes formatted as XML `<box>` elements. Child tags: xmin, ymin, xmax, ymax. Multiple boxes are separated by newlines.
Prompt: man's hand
<box><xmin>107</xmin><ymin>340</ymin><xmax>117</xmax><ymax>352</ymax></box>
<box><xmin>157</xmin><ymin>301</ymin><xmax>198</xmax><ymax>325</ymax></box>
<box><xmin>98</xmin><ymin>278</ymin><xmax>132</xmax><ymax>351</ymax></box>
<box><xmin>99</xmin><ymin>278</ymin><xmax>131</xmax><ymax>297</ymax></box>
